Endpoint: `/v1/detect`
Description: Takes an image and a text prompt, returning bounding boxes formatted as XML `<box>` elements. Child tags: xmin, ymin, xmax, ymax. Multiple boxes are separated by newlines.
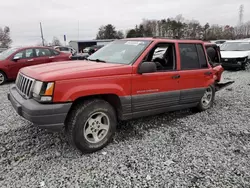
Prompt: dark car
<box><xmin>83</xmin><ymin>45</ymin><xmax>104</xmax><ymax>54</ymax></box>
<box><xmin>72</xmin><ymin>45</ymin><xmax>104</xmax><ymax>60</ymax></box>
<box><xmin>0</xmin><ymin>46</ymin><xmax>72</xmax><ymax>85</ymax></box>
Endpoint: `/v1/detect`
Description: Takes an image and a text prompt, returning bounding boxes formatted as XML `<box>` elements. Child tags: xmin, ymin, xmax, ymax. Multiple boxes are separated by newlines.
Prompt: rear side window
<box><xmin>35</xmin><ymin>48</ymin><xmax>51</xmax><ymax>57</ymax></box>
<box><xmin>179</xmin><ymin>44</ymin><xmax>200</xmax><ymax>70</ymax></box>
<box><xmin>196</xmin><ymin>44</ymin><xmax>208</xmax><ymax>68</ymax></box>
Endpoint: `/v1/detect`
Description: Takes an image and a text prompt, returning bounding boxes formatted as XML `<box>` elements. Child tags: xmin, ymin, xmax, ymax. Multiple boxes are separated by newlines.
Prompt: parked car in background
<box><xmin>8</xmin><ymin>38</ymin><xmax>233</xmax><ymax>153</ymax></box>
<box><xmin>211</xmin><ymin>40</ymin><xmax>227</xmax><ymax>47</ymax></box>
<box><xmin>0</xmin><ymin>46</ymin><xmax>72</xmax><ymax>85</ymax></box>
<box><xmin>54</xmin><ymin>46</ymin><xmax>77</xmax><ymax>55</ymax></box>
<box><xmin>220</xmin><ymin>40</ymin><xmax>250</xmax><ymax>70</ymax></box>
<box><xmin>0</xmin><ymin>48</ymin><xmax>8</xmax><ymax>54</ymax></box>
<box><xmin>72</xmin><ymin>45</ymin><xmax>105</xmax><ymax>60</ymax></box>
<box><xmin>83</xmin><ymin>45</ymin><xmax>104</xmax><ymax>54</ymax></box>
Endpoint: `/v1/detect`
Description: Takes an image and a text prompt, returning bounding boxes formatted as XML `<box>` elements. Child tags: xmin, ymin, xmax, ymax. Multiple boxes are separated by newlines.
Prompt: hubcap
<box><xmin>201</xmin><ymin>87</ymin><xmax>213</xmax><ymax>107</ymax></box>
<box><xmin>83</xmin><ymin>112</ymin><xmax>110</xmax><ymax>144</ymax></box>
<box><xmin>0</xmin><ymin>73</ymin><xmax>4</xmax><ymax>84</ymax></box>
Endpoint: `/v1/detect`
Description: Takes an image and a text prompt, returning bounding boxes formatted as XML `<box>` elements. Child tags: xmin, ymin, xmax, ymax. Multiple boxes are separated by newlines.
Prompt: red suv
<box><xmin>8</xmin><ymin>38</ymin><xmax>233</xmax><ymax>153</ymax></box>
<box><xmin>0</xmin><ymin>46</ymin><xmax>71</xmax><ymax>85</ymax></box>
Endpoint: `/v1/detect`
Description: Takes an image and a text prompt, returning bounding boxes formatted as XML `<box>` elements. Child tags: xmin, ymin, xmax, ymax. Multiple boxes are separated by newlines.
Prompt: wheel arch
<box><xmin>65</xmin><ymin>93</ymin><xmax>123</xmax><ymax>125</ymax></box>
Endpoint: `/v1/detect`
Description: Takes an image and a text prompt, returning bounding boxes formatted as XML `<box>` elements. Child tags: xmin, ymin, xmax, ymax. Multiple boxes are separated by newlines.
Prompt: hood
<box><xmin>20</xmin><ymin>60</ymin><xmax>131</xmax><ymax>82</ymax></box>
<box><xmin>221</xmin><ymin>51</ymin><xmax>250</xmax><ymax>58</ymax></box>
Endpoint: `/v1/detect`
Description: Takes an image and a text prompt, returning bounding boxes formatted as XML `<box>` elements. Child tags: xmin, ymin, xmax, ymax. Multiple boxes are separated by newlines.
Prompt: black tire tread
<box><xmin>0</xmin><ymin>70</ymin><xmax>7</xmax><ymax>85</ymax></box>
<box><xmin>65</xmin><ymin>98</ymin><xmax>116</xmax><ymax>153</ymax></box>
<box><xmin>194</xmin><ymin>84</ymin><xmax>215</xmax><ymax>112</ymax></box>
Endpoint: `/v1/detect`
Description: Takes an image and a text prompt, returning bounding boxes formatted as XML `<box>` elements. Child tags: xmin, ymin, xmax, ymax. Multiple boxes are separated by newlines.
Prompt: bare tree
<box><xmin>0</xmin><ymin>26</ymin><xmax>12</xmax><ymax>48</ymax></box>
<box><xmin>51</xmin><ymin>37</ymin><xmax>62</xmax><ymax>46</ymax></box>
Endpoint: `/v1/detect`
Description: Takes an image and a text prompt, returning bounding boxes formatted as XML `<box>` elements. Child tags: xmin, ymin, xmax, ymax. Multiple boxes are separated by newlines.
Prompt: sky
<box><xmin>0</xmin><ymin>0</ymin><xmax>249</xmax><ymax>46</ymax></box>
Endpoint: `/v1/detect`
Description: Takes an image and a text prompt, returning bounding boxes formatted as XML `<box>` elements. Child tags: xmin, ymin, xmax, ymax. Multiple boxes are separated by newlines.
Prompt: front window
<box><xmin>0</xmin><ymin>47</ymin><xmax>20</xmax><ymax>60</ymax></box>
<box><xmin>87</xmin><ymin>40</ymin><xmax>151</xmax><ymax>64</ymax></box>
<box><xmin>220</xmin><ymin>42</ymin><xmax>250</xmax><ymax>51</ymax></box>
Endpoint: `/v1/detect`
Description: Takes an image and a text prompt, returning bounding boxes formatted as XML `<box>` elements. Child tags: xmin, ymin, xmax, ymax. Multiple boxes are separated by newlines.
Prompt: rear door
<box><xmin>49</xmin><ymin>49</ymin><xmax>70</xmax><ymax>62</ymax></box>
<box><xmin>35</xmin><ymin>48</ymin><xmax>55</xmax><ymax>64</ymax></box>
<box><xmin>177</xmin><ymin>43</ymin><xmax>213</xmax><ymax>104</ymax></box>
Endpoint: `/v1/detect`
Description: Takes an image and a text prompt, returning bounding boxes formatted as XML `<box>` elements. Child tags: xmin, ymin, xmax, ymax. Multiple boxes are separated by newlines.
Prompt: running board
<box><xmin>215</xmin><ymin>81</ymin><xmax>235</xmax><ymax>92</ymax></box>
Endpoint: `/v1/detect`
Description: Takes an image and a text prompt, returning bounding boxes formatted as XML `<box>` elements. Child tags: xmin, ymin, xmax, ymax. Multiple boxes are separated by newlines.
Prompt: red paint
<box><xmin>18</xmin><ymin>38</ymin><xmax>224</xmax><ymax>103</ymax></box>
<box><xmin>0</xmin><ymin>46</ymin><xmax>71</xmax><ymax>80</ymax></box>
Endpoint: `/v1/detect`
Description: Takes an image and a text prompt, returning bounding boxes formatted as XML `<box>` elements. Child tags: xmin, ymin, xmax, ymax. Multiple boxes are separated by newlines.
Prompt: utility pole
<box><xmin>78</xmin><ymin>20</ymin><xmax>80</xmax><ymax>40</ymax></box>
<box><xmin>40</xmin><ymin>22</ymin><xmax>45</xmax><ymax>46</ymax></box>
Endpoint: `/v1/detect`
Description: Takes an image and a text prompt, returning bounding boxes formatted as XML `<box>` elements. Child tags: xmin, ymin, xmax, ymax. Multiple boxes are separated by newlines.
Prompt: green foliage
<box><xmin>96</xmin><ymin>24</ymin><xmax>124</xmax><ymax>39</ymax></box>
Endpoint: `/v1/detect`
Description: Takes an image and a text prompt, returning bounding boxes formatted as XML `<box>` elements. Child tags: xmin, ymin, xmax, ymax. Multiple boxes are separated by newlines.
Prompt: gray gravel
<box><xmin>1</xmin><ymin>70</ymin><xmax>250</xmax><ymax>188</ymax></box>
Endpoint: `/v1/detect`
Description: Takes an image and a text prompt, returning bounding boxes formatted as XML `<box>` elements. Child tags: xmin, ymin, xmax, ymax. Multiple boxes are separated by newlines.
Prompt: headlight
<box><xmin>32</xmin><ymin>81</ymin><xmax>55</xmax><ymax>103</ymax></box>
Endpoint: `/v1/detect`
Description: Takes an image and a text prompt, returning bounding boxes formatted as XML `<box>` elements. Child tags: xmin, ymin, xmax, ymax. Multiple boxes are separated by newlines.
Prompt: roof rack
<box><xmin>152</xmin><ymin>36</ymin><xmax>203</xmax><ymax>40</ymax></box>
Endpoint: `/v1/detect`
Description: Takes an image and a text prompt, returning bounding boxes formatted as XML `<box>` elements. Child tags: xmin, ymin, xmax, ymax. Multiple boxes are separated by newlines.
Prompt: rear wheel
<box><xmin>0</xmin><ymin>71</ymin><xmax>7</xmax><ymax>85</ymax></box>
<box><xmin>194</xmin><ymin>85</ymin><xmax>215</xmax><ymax>112</ymax></box>
<box><xmin>66</xmin><ymin>99</ymin><xmax>117</xmax><ymax>153</ymax></box>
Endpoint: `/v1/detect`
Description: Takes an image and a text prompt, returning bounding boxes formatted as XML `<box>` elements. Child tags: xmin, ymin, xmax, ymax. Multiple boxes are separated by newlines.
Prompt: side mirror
<box><xmin>13</xmin><ymin>56</ymin><xmax>20</xmax><ymax>62</ymax></box>
<box><xmin>138</xmin><ymin>61</ymin><xmax>157</xmax><ymax>74</ymax></box>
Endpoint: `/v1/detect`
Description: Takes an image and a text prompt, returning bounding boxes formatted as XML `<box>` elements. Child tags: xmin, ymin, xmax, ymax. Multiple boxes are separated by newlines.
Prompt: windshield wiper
<box><xmin>87</xmin><ymin>58</ymin><xmax>106</xmax><ymax>63</ymax></box>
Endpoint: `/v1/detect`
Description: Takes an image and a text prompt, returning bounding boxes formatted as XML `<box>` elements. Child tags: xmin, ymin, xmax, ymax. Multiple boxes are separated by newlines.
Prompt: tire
<box><xmin>0</xmin><ymin>71</ymin><xmax>7</xmax><ymax>85</ymax></box>
<box><xmin>242</xmin><ymin>61</ymin><xmax>250</xmax><ymax>71</ymax></box>
<box><xmin>66</xmin><ymin>99</ymin><xmax>117</xmax><ymax>153</ymax></box>
<box><xmin>194</xmin><ymin>85</ymin><xmax>215</xmax><ymax>112</ymax></box>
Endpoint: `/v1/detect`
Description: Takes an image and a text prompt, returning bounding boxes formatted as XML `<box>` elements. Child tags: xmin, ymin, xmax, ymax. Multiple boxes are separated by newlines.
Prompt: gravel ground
<box><xmin>1</xmin><ymin>70</ymin><xmax>250</xmax><ymax>188</ymax></box>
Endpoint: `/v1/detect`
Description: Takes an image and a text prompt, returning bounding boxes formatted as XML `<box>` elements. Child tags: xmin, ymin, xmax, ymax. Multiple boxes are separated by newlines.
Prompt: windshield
<box><xmin>220</xmin><ymin>42</ymin><xmax>250</xmax><ymax>51</ymax></box>
<box><xmin>87</xmin><ymin>40</ymin><xmax>151</xmax><ymax>64</ymax></box>
<box><xmin>0</xmin><ymin>48</ymin><xmax>19</xmax><ymax>60</ymax></box>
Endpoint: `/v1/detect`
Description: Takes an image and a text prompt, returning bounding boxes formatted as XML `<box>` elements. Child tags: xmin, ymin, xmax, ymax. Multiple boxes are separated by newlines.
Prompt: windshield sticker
<box><xmin>125</xmin><ymin>41</ymin><xmax>145</xmax><ymax>45</ymax></box>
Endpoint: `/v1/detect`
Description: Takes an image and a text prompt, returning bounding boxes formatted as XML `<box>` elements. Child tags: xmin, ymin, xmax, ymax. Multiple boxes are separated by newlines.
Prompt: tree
<box><xmin>126</xmin><ymin>29</ymin><xmax>137</xmax><ymax>38</ymax></box>
<box><xmin>116</xmin><ymin>30</ymin><xmax>124</xmax><ymax>39</ymax></box>
<box><xmin>126</xmin><ymin>25</ymin><xmax>144</xmax><ymax>38</ymax></box>
<box><xmin>96</xmin><ymin>24</ymin><xmax>122</xmax><ymax>39</ymax></box>
<box><xmin>0</xmin><ymin>26</ymin><xmax>12</xmax><ymax>48</ymax></box>
<box><xmin>51</xmin><ymin>37</ymin><xmax>62</xmax><ymax>46</ymax></box>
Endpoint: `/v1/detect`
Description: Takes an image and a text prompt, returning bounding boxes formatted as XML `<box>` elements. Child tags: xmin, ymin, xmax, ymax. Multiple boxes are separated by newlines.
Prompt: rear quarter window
<box><xmin>50</xmin><ymin>49</ymin><xmax>60</xmax><ymax>56</ymax></box>
<box><xmin>196</xmin><ymin>44</ymin><xmax>208</xmax><ymax>68</ymax></box>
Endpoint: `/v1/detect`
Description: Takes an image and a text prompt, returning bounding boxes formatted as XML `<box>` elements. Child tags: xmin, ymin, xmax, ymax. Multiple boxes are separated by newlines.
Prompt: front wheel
<box><xmin>194</xmin><ymin>85</ymin><xmax>215</xmax><ymax>112</ymax></box>
<box><xmin>66</xmin><ymin>99</ymin><xmax>117</xmax><ymax>153</ymax></box>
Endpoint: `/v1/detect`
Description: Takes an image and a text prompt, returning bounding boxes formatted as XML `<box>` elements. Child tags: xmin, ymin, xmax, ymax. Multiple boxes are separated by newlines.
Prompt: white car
<box><xmin>220</xmin><ymin>40</ymin><xmax>250</xmax><ymax>70</ymax></box>
<box><xmin>54</xmin><ymin>46</ymin><xmax>76</xmax><ymax>55</ymax></box>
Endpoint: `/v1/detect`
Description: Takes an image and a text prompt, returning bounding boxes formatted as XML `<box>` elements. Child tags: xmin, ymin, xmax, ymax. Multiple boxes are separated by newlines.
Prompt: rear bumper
<box><xmin>7</xmin><ymin>86</ymin><xmax>72</xmax><ymax>131</ymax></box>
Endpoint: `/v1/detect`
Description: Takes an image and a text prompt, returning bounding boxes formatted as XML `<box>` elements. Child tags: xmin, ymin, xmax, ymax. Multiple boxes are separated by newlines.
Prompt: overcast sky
<box><xmin>0</xmin><ymin>0</ymin><xmax>249</xmax><ymax>46</ymax></box>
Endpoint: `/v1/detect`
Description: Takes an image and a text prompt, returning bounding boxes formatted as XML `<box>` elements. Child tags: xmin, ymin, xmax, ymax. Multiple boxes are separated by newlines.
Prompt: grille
<box><xmin>15</xmin><ymin>73</ymin><xmax>35</xmax><ymax>98</ymax></box>
<box><xmin>222</xmin><ymin>58</ymin><xmax>246</xmax><ymax>64</ymax></box>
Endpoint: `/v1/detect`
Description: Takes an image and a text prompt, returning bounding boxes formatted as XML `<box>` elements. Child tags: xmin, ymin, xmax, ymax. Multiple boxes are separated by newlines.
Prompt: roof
<box><xmin>121</xmin><ymin>37</ymin><xmax>204</xmax><ymax>43</ymax></box>
<box><xmin>69</xmin><ymin>39</ymin><xmax>115</xmax><ymax>43</ymax></box>
<box><xmin>225</xmin><ymin>40</ymin><xmax>250</xmax><ymax>43</ymax></box>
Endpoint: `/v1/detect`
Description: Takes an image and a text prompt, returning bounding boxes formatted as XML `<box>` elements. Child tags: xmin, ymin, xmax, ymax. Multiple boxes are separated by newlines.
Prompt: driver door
<box><xmin>8</xmin><ymin>49</ymin><xmax>36</xmax><ymax>78</ymax></box>
<box><xmin>131</xmin><ymin>42</ymin><xmax>181</xmax><ymax>118</ymax></box>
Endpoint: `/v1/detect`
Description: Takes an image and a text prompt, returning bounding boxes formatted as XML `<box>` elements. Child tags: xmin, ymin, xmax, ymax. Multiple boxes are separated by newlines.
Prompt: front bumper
<box><xmin>222</xmin><ymin>62</ymin><xmax>242</xmax><ymax>69</ymax></box>
<box><xmin>7</xmin><ymin>86</ymin><xmax>72</xmax><ymax>131</ymax></box>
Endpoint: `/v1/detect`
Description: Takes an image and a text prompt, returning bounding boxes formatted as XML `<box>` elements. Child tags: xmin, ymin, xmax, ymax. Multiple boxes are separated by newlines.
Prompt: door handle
<box><xmin>204</xmin><ymin>71</ymin><xmax>212</xmax><ymax>75</ymax></box>
<box><xmin>27</xmin><ymin>59</ymin><xmax>34</xmax><ymax>62</ymax></box>
<box><xmin>172</xmin><ymin>74</ymin><xmax>180</xmax><ymax>79</ymax></box>
<box><xmin>49</xmin><ymin>56</ymin><xmax>55</xmax><ymax>59</ymax></box>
